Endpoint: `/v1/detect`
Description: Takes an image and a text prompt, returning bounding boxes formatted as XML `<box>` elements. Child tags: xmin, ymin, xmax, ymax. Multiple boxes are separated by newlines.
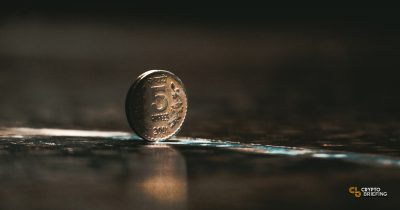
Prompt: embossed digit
<box><xmin>151</xmin><ymin>85</ymin><xmax>168</xmax><ymax>112</ymax></box>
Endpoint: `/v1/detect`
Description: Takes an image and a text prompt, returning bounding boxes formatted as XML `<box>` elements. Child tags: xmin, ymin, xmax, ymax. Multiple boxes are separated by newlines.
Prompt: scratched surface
<box><xmin>1</xmin><ymin>8</ymin><xmax>400</xmax><ymax>210</ymax></box>
<box><xmin>0</xmin><ymin>131</ymin><xmax>399</xmax><ymax>210</ymax></box>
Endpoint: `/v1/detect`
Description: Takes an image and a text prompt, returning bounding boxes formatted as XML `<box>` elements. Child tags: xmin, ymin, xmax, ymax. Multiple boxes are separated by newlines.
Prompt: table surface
<box><xmin>0</xmin><ymin>12</ymin><xmax>400</xmax><ymax>209</ymax></box>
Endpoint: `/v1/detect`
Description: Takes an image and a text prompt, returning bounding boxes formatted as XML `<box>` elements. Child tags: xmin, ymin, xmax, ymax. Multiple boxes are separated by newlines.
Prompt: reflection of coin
<box><xmin>125</xmin><ymin>70</ymin><xmax>188</xmax><ymax>141</ymax></box>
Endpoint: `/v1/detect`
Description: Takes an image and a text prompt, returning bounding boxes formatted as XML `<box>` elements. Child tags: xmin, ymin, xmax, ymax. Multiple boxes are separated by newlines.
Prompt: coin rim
<box><xmin>125</xmin><ymin>70</ymin><xmax>188</xmax><ymax>141</ymax></box>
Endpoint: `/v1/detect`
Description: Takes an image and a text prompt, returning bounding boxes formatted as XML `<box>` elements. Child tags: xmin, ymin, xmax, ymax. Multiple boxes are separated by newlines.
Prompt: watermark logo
<box><xmin>349</xmin><ymin>187</ymin><xmax>362</xmax><ymax>198</ymax></box>
<box><xmin>349</xmin><ymin>186</ymin><xmax>388</xmax><ymax>198</ymax></box>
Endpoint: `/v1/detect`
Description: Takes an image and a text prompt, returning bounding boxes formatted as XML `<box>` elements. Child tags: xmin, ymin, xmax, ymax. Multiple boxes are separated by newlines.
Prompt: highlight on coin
<box><xmin>125</xmin><ymin>70</ymin><xmax>188</xmax><ymax>141</ymax></box>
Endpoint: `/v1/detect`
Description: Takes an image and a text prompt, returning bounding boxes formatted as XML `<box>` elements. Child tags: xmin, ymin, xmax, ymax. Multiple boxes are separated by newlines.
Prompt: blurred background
<box><xmin>1</xmin><ymin>4</ymin><xmax>400</xmax><ymax>142</ymax></box>
<box><xmin>1</xmin><ymin>4</ymin><xmax>400</xmax><ymax>210</ymax></box>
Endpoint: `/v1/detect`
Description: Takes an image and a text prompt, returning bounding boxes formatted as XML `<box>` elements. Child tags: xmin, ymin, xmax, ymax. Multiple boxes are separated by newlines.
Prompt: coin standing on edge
<box><xmin>125</xmin><ymin>70</ymin><xmax>188</xmax><ymax>141</ymax></box>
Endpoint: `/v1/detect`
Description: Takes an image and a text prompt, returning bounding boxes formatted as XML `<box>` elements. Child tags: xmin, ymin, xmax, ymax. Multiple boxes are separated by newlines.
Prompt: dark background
<box><xmin>1</xmin><ymin>4</ymin><xmax>400</xmax><ymax>210</ymax></box>
<box><xmin>1</xmin><ymin>5</ymin><xmax>400</xmax><ymax>143</ymax></box>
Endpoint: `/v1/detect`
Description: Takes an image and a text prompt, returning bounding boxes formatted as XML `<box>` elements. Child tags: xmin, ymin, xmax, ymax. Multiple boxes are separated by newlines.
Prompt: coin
<box><xmin>125</xmin><ymin>70</ymin><xmax>188</xmax><ymax>141</ymax></box>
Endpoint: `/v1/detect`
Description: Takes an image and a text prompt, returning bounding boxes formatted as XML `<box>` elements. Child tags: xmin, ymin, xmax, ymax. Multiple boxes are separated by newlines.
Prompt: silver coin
<box><xmin>125</xmin><ymin>70</ymin><xmax>188</xmax><ymax>141</ymax></box>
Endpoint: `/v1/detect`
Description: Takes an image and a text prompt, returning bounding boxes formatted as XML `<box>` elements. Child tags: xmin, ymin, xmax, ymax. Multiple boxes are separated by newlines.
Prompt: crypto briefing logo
<box><xmin>349</xmin><ymin>186</ymin><xmax>388</xmax><ymax>198</ymax></box>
